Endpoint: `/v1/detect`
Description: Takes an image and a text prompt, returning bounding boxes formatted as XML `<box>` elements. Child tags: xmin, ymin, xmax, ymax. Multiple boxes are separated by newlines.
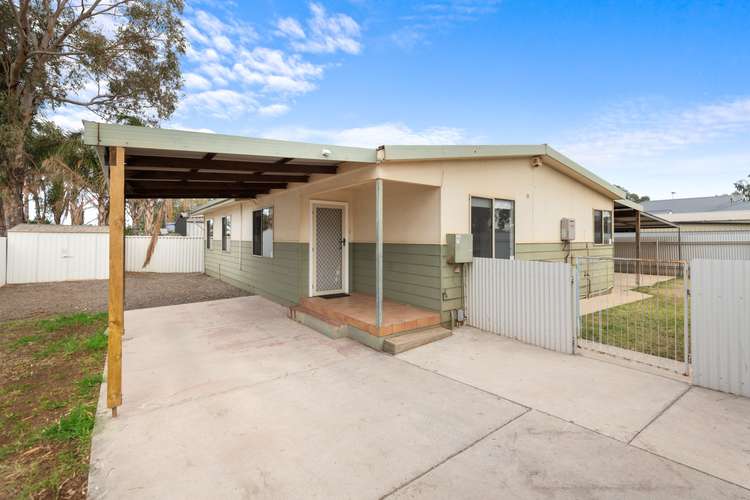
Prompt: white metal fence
<box><xmin>5</xmin><ymin>232</ymin><xmax>204</xmax><ymax>283</ymax></box>
<box><xmin>691</xmin><ymin>259</ymin><xmax>750</xmax><ymax>397</ymax></box>
<box><xmin>0</xmin><ymin>237</ymin><xmax>6</xmax><ymax>286</ymax></box>
<box><xmin>466</xmin><ymin>258</ymin><xmax>575</xmax><ymax>353</ymax></box>
<box><xmin>615</xmin><ymin>230</ymin><xmax>750</xmax><ymax>262</ymax></box>
<box><xmin>125</xmin><ymin>236</ymin><xmax>204</xmax><ymax>273</ymax></box>
<box><xmin>7</xmin><ymin>231</ymin><xmax>109</xmax><ymax>283</ymax></box>
<box><xmin>576</xmin><ymin>256</ymin><xmax>688</xmax><ymax>374</ymax></box>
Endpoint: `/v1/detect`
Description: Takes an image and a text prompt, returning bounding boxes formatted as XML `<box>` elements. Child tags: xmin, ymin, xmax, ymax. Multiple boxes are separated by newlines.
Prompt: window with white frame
<box><xmin>594</xmin><ymin>209</ymin><xmax>612</xmax><ymax>244</ymax></box>
<box><xmin>206</xmin><ymin>219</ymin><xmax>213</xmax><ymax>249</ymax></box>
<box><xmin>471</xmin><ymin>197</ymin><xmax>515</xmax><ymax>259</ymax></box>
<box><xmin>221</xmin><ymin>216</ymin><xmax>231</xmax><ymax>251</ymax></box>
<box><xmin>252</xmin><ymin>207</ymin><xmax>273</xmax><ymax>257</ymax></box>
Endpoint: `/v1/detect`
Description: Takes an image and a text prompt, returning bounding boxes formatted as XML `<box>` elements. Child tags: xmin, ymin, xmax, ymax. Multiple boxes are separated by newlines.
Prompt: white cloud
<box><xmin>276</xmin><ymin>17</ymin><xmax>306</xmax><ymax>39</ymax></box>
<box><xmin>179</xmin><ymin>5</ymin><xmax>355</xmax><ymax>119</ymax></box>
<box><xmin>257</xmin><ymin>104</ymin><xmax>291</xmax><ymax>117</ymax></box>
<box><xmin>559</xmin><ymin>97</ymin><xmax>750</xmax><ymax>164</ymax></box>
<box><xmin>277</xmin><ymin>2</ymin><xmax>362</xmax><ymax>55</ymax></box>
<box><xmin>261</xmin><ymin>122</ymin><xmax>470</xmax><ymax>147</ymax></box>
<box><xmin>179</xmin><ymin>89</ymin><xmax>257</xmax><ymax>119</ymax></box>
<box><xmin>391</xmin><ymin>1</ymin><xmax>501</xmax><ymax>48</ymax></box>
<box><xmin>184</xmin><ymin>72</ymin><xmax>212</xmax><ymax>90</ymax></box>
<box><xmin>46</xmin><ymin>106</ymin><xmax>99</xmax><ymax>132</ymax></box>
<box><xmin>213</xmin><ymin>35</ymin><xmax>235</xmax><ymax>53</ymax></box>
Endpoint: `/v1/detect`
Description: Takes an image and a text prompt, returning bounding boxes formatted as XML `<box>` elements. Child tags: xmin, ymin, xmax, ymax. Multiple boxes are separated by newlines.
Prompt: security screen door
<box><xmin>313</xmin><ymin>204</ymin><xmax>347</xmax><ymax>295</ymax></box>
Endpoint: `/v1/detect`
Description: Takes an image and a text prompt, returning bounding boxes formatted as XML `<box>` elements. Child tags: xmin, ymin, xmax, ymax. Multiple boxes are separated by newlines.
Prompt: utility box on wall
<box><xmin>447</xmin><ymin>233</ymin><xmax>473</xmax><ymax>263</ymax></box>
<box><xmin>560</xmin><ymin>218</ymin><xmax>576</xmax><ymax>241</ymax></box>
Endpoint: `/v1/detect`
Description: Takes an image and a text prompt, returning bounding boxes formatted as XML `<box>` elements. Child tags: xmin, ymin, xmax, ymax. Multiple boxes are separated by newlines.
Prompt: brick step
<box><xmin>382</xmin><ymin>327</ymin><xmax>453</xmax><ymax>355</ymax></box>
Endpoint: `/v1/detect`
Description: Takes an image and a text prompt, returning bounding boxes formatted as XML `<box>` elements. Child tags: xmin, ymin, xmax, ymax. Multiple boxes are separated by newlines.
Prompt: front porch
<box><xmin>297</xmin><ymin>292</ymin><xmax>442</xmax><ymax>336</ymax></box>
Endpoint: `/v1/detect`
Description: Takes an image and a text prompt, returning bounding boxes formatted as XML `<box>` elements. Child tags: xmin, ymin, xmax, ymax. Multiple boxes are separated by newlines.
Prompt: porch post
<box><xmin>107</xmin><ymin>146</ymin><xmax>125</xmax><ymax>416</ymax></box>
<box><xmin>375</xmin><ymin>178</ymin><xmax>383</xmax><ymax>329</ymax></box>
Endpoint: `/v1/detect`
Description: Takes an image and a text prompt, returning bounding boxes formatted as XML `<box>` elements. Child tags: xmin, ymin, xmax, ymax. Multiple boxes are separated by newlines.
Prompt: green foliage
<box><xmin>734</xmin><ymin>175</ymin><xmax>750</xmax><ymax>201</ymax></box>
<box><xmin>42</xmin><ymin>403</ymin><xmax>96</xmax><ymax>443</ymax></box>
<box><xmin>615</xmin><ymin>184</ymin><xmax>651</xmax><ymax>203</ymax></box>
<box><xmin>37</xmin><ymin>312</ymin><xmax>107</xmax><ymax>333</ymax></box>
<box><xmin>77</xmin><ymin>374</ymin><xmax>104</xmax><ymax>396</ymax></box>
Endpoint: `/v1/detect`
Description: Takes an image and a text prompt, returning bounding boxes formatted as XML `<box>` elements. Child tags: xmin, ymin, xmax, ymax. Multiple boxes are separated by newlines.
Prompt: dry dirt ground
<box><xmin>0</xmin><ymin>273</ymin><xmax>251</xmax><ymax>322</ymax></box>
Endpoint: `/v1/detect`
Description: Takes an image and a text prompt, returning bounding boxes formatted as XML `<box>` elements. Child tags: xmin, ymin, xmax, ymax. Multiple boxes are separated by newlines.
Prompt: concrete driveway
<box><xmin>88</xmin><ymin>296</ymin><xmax>750</xmax><ymax>499</ymax></box>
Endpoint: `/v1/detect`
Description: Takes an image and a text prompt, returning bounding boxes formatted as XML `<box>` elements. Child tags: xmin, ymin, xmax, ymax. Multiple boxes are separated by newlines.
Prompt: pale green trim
<box><xmin>82</xmin><ymin>121</ymin><xmax>377</xmax><ymax>163</ymax></box>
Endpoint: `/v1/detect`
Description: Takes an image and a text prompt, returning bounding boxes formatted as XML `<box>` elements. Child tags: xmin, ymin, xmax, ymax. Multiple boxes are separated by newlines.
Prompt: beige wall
<box><xmin>202</xmin><ymin>156</ymin><xmax>615</xmax><ymax>246</ymax></box>
<box><xmin>202</xmin><ymin>170</ymin><xmax>441</xmax><ymax>245</ymax></box>
<box><xmin>381</xmin><ymin>157</ymin><xmax>614</xmax><ymax>244</ymax></box>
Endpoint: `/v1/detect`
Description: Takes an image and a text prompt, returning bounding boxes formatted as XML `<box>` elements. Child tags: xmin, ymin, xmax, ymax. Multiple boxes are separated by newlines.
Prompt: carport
<box><xmin>82</xmin><ymin>121</ymin><xmax>385</xmax><ymax>416</ymax></box>
<box><xmin>614</xmin><ymin>198</ymin><xmax>681</xmax><ymax>263</ymax></box>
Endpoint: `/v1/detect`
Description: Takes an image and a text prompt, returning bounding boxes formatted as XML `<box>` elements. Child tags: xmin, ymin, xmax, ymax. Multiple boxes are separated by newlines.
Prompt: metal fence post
<box><xmin>572</xmin><ymin>257</ymin><xmax>580</xmax><ymax>354</ymax></box>
<box><xmin>683</xmin><ymin>261</ymin><xmax>690</xmax><ymax>376</ymax></box>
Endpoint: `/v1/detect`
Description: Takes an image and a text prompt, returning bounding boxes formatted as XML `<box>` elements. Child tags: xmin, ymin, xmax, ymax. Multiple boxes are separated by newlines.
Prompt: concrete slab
<box><xmin>117</xmin><ymin>297</ymin><xmax>370</xmax><ymax>413</ymax></box>
<box><xmin>632</xmin><ymin>387</ymin><xmax>750</xmax><ymax>490</ymax></box>
<box><xmin>389</xmin><ymin>411</ymin><xmax>750</xmax><ymax>500</ymax></box>
<box><xmin>398</xmin><ymin>326</ymin><xmax>689</xmax><ymax>442</ymax></box>
<box><xmin>89</xmin><ymin>297</ymin><xmax>526</xmax><ymax>499</ymax></box>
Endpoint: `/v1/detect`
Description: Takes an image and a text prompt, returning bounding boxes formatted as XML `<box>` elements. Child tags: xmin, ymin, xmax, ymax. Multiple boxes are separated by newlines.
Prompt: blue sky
<box><xmin>53</xmin><ymin>0</ymin><xmax>750</xmax><ymax>200</ymax></box>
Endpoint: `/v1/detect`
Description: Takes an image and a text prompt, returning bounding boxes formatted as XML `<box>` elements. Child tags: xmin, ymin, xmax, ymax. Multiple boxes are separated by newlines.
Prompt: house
<box><xmin>82</xmin><ymin>121</ymin><xmax>625</xmax><ymax>415</ymax></box>
<box><xmin>642</xmin><ymin>195</ymin><xmax>750</xmax><ymax>230</ymax></box>
<box><xmin>189</xmin><ymin>142</ymin><xmax>625</xmax><ymax>335</ymax></box>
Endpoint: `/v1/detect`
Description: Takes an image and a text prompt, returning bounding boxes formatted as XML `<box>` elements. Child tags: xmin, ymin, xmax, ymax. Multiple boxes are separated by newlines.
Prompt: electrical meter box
<box><xmin>560</xmin><ymin>218</ymin><xmax>576</xmax><ymax>241</ymax></box>
<box><xmin>447</xmin><ymin>233</ymin><xmax>473</xmax><ymax>263</ymax></box>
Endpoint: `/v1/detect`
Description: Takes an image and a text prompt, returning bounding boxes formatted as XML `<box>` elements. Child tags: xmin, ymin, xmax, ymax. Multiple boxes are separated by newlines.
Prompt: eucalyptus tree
<box><xmin>0</xmin><ymin>0</ymin><xmax>185</xmax><ymax>234</ymax></box>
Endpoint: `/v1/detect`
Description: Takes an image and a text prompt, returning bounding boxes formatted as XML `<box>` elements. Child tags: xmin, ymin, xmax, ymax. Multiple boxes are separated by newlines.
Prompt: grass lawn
<box><xmin>0</xmin><ymin>312</ymin><xmax>108</xmax><ymax>499</ymax></box>
<box><xmin>580</xmin><ymin>278</ymin><xmax>688</xmax><ymax>362</ymax></box>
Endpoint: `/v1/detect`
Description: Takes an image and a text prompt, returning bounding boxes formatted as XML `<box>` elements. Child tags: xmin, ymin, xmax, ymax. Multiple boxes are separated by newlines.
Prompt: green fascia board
<box><xmin>380</xmin><ymin>144</ymin><xmax>626</xmax><ymax>200</ymax></box>
<box><xmin>82</xmin><ymin>121</ymin><xmax>377</xmax><ymax>164</ymax></box>
<box><xmin>614</xmin><ymin>197</ymin><xmax>644</xmax><ymax>212</ymax></box>
<box><xmin>542</xmin><ymin>145</ymin><xmax>626</xmax><ymax>199</ymax></box>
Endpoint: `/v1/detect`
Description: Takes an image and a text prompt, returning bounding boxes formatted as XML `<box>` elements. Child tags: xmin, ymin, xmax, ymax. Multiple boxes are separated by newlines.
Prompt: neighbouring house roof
<box><xmin>9</xmin><ymin>224</ymin><xmax>108</xmax><ymax>233</ymax></box>
<box><xmin>643</xmin><ymin>195</ymin><xmax>750</xmax><ymax>214</ymax></box>
<box><xmin>82</xmin><ymin>121</ymin><xmax>625</xmax><ymax>203</ymax></box>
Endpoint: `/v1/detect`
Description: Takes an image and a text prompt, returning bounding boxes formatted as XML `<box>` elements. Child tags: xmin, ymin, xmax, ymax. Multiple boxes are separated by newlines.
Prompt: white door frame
<box><xmin>309</xmin><ymin>200</ymin><xmax>350</xmax><ymax>297</ymax></box>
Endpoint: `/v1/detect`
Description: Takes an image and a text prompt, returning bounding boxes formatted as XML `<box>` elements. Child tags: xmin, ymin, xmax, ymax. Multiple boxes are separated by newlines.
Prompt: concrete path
<box><xmin>89</xmin><ymin>297</ymin><xmax>750</xmax><ymax>499</ymax></box>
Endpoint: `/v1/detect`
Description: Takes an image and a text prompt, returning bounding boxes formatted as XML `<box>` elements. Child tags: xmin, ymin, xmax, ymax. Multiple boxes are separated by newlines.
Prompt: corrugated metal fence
<box><xmin>0</xmin><ymin>237</ymin><xmax>6</xmax><ymax>286</ymax></box>
<box><xmin>6</xmin><ymin>233</ymin><xmax>204</xmax><ymax>283</ymax></box>
<box><xmin>125</xmin><ymin>236</ymin><xmax>204</xmax><ymax>273</ymax></box>
<box><xmin>466</xmin><ymin>258</ymin><xmax>575</xmax><ymax>353</ymax></box>
<box><xmin>615</xmin><ymin>230</ymin><xmax>750</xmax><ymax>262</ymax></box>
<box><xmin>691</xmin><ymin>259</ymin><xmax>750</xmax><ymax>397</ymax></box>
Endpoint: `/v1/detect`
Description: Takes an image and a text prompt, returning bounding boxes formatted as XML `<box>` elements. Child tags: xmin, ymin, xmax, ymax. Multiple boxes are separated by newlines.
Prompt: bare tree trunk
<box><xmin>2</xmin><ymin>183</ymin><xmax>26</xmax><ymax>230</ymax></box>
<box><xmin>96</xmin><ymin>194</ymin><xmax>109</xmax><ymax>225</ymax></box>
<box><xmin>0</xmin><ymin>197</ymin><xmax>7</xmax><ymax>237</ymax></box>
<box><xmin>70</xmin><ymin>202</ymin><xmax>85</xmax><ymax>225</ymax></box>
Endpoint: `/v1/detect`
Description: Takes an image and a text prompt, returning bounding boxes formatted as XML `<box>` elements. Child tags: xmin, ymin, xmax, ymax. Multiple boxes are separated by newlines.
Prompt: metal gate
<box><xmin>575</xmin><ymin>256</ymin><xmax>690</xmax><ymax>375</ymax></box>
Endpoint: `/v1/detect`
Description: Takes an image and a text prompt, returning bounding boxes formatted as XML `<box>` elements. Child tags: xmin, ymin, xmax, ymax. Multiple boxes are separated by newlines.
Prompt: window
<box><xmin>221</xmin><ymin>216</ymin><xmax>231</xmax><ymax>251</ymax></box>
<box><xmin>206</xmin><ymin>219</ymin><xmax>213</xmax><ymax>249</ymax></box>
<box><xmin>471</xmin><ymin>197</ymin><xmax>515</xmax><ymax>259</ymax></box>
<box><xmin>252</xmin><ymin>207</ymin><xmax>273</xmax><ymax>257</ymax></box>
<box><xmin>594</xmin><ymin>209</ymin><xmax>612</xmax><ymax>244</ymax></box>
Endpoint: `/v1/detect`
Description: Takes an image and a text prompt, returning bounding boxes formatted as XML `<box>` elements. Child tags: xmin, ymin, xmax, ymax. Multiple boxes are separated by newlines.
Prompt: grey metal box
<box><xmin>447</xmin><ymin>233</ymin><xmax>473</xmax><ymax>263</ymax></box>
<box><xmin>560</xmin><ymin>218</ymin><xmax>576</xmax><ymax>241</ymax></box>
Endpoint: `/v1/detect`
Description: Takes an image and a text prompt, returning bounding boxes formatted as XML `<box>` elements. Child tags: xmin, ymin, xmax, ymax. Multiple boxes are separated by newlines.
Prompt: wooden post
<box><xmin>107</xmin><ymin>146</ymin><xmax>125</xmax><ymax>416</ymax></box>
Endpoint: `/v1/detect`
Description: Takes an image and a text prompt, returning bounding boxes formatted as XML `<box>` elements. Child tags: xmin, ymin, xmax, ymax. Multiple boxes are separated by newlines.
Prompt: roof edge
<box><xmin>82</xmin><ymin>121</ymin><xmax>377</xmax><ymax>164</ymax></box>
<box><xmin>380</xmin><ymin>144</ymin><xmax>626</xmax><ymax>200</ymax></box>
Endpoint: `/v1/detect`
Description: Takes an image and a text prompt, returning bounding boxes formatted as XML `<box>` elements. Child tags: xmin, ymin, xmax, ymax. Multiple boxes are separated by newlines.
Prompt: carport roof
<box><xmin>614</xmin><ymin>199</ymin><xmax>678</xmax><ymax>232</ymax></box>
<box><xmin>82</xmin><ymin>121</ymin><xmax>376</xmax><ymax>199</ymax></box>
<box><xmin>82</xmin><ymin>121</ymin><xmax>626</xmax><ymax>201</ymax></box>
